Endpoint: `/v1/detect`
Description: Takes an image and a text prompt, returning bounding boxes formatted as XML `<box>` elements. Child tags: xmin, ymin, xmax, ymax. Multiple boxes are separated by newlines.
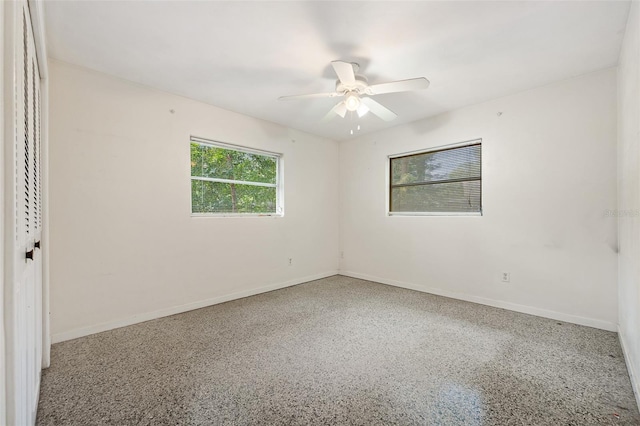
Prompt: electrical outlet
<box><xmin>502</xmin><ymin>272</ymin><xmax>510</xmax><ymax>283</ymax></box>
<box><xmin>288</xmin><ymin>258</ymin><xmax>292</xmax><ymax>266</ymax></box>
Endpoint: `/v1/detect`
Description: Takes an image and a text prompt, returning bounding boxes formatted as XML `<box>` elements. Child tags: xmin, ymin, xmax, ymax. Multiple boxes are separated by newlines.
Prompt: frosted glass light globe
<box><xmin>344</xmin><ymin>92</ymin><xmax>360</xmax><ymax>111</ymax></box>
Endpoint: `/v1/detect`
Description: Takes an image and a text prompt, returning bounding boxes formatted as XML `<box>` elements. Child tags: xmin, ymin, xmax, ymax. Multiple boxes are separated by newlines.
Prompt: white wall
<box><xmin>618</xmin><ymin>1</ymin><xmax>640</xmax><ymax>408</ymax></box>
<box><xmin>339</xmin><ymin>68</ymin><xmax>619</xmax><ymax>331</ymax></box>
<box><xmin>48</xmin><ymin>60</ymin><xmax>340</xmax><ymax>342</ymax></box>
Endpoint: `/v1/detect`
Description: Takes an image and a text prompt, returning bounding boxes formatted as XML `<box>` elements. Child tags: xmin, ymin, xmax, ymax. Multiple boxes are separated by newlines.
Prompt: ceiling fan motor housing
<box><xmin>335</xmin><ymin>75</ymin><xmax>369</xmax><ymax>95</ymax></box>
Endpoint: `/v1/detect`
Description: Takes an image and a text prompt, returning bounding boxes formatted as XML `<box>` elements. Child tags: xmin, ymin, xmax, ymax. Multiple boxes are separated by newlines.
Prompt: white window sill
<box><xmin>388</xmin><ymin>211</ymin><xmax>482</xmax><ymax>217</ymax></box>
<box><xmin>191</xmin><ymin>213</ymin><xmax>284</xmax><ymax>218</ymax></box>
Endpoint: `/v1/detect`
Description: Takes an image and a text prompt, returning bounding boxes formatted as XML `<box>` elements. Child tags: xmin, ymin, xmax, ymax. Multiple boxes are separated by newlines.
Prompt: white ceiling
<box><xmin>44</xmin><ymin>1</ymin><xmax>631</xmax><ymax>141</ymax></box>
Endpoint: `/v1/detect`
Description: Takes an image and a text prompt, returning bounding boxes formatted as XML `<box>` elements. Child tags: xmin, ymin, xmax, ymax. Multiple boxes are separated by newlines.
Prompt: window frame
<box><xmin>387</xmin><ymin>139</ymin><xmax>482</xmax><ymax>217</ymax></box>
<box><xmin>190</xmin><ymin>136</ymin><xmax>284</xmax><ymax>217</ymax></box>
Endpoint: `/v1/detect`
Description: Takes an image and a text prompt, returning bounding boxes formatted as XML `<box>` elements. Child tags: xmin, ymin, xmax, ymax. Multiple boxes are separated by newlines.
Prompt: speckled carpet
<box><xmin>37</xmin><ymin>275</ymin><xmax>640</xmax><ymax>425</ymax></box>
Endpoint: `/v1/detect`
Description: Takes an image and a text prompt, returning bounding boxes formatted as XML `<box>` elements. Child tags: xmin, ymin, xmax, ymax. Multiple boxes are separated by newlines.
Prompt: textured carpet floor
<box><xmin>37</xmin><ymin>275</ymin><xmax>640</xmax><ymax>425</ymax></box>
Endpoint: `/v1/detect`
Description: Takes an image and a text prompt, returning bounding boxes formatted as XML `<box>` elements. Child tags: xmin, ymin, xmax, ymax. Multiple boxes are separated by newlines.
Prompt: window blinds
<box><xmin>390</xmin><ymin>142</ymin><xmax>482</xmax><ymax>214</ymax></box>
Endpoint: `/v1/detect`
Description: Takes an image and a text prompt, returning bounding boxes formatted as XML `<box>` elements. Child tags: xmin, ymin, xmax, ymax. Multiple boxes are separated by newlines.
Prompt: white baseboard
<box><xmin>619</xmin><ymin>327</ymin><xmax>640</xmax><ymax>412</ymax></box>
<box><xmin>52</xmin><ymin>271</ymin><xmax>339</xmax><ymax>343</ymax></box>
<box><xmin>339</xmin><ymin>271</ymin><xmax>618</xmax><ymax>332</ymax></box>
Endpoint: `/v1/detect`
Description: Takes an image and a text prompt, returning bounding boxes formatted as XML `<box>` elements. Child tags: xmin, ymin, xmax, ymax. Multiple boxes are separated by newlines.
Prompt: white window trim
<box><xmin>388</xmin><ymin>138</ymin><xmax>482</xmax><ymax>159</ymax></box>
<box><xmin>387</xmin><ymin>138</ymin><xmax>482</xmax><ymax>217</ymax></box>
<box><xmin>191</xmin><ymin>176</ymin><xmax>276</xmax><ymax>189</ymax></box>
<box><xmin>190</xmin><ymin>137</ymin><xmax>284</xmax><ymax>217</ymax></box>
<box><xmin>390</xmin><ymin>211</ymin><xmax>483</xmax><ymax>217</ymax></box>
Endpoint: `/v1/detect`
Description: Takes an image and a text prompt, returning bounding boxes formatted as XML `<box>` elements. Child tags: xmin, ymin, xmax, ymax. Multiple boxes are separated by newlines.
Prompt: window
<box><xmin>190</xmin><ymin>138</ymin><xmax>282</xmax><ymax>215</ymax></box>
<box><xmin>389</xmin><ymin>140</ymin><xmax>482</xmax><ymax>215</ymax></box>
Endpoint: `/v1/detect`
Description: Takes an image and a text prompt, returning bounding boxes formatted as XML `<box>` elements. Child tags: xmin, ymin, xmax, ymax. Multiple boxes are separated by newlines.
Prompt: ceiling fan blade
<box><xmin>331</xmin><ymin>60</ymin><xmax>356</xmax><ymax>86</ymax></box>
<box><xmin>366</xmin><ymin>77</ymin><xmax>430</xmax><ymax>95</ymax></box>
<box><xmin>360</xmin><ymin>97</ymin><xmax>397</xmax><ymax>121</ymax></box>
<box><xmin>356</xmin><ymin>103</ymin><xmax>369</xmax><ymax>118</ymax></box>
<box><xmin>335</xmin><ymin>102</ymin><xmax>348</xmax><ymax>118</ymax></box>
<box><xmin>279</xmin><ymin>92</ymin><xmax>339</xmax><ymax>101</ymax></box>
<box><xmin>321</xmin><ymin>102</ymin><xmax>347</xmax><ymax>123</ymax></box>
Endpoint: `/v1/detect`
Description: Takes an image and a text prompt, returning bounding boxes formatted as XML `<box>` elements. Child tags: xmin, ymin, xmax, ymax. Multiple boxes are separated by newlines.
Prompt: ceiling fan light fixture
<box><xmin>344</xmin><ymin>92</ymin><xmax>360</xmax><ymax>111</ymax></box>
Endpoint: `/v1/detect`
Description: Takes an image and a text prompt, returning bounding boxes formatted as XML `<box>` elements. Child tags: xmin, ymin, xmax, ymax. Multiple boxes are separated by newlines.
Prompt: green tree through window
<box><xmin>190</xmin><ymin>140</ymin><xmax>280</xmax><ymax>214</ymax></box>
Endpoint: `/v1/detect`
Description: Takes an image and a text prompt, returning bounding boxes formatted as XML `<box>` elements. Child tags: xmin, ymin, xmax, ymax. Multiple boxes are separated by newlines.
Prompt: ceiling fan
<box><xmin>279</xmin><ymin>60</ymin><xmax>430</xmax><ymax>122</ymax></box>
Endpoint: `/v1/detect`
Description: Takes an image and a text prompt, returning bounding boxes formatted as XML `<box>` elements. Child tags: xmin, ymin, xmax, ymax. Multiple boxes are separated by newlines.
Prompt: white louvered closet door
<box><xmin>9</xmin><ymin>1</ymin><xmax>43</xmax><ymax>424</ymax></box>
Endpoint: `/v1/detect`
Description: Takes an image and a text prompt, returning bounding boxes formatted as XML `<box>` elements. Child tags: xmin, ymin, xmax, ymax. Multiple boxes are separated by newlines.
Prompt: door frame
<box><xmin>1</xmin><ymin>1</ymin><xmax>6</xmax><ymax>422</ymax></box>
